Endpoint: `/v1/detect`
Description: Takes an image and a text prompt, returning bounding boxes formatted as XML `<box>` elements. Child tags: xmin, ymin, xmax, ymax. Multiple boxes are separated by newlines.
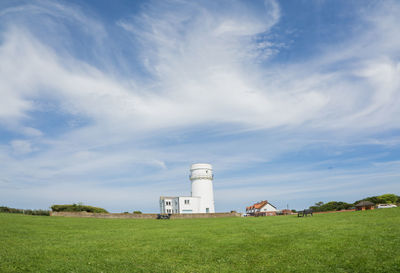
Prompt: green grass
<box><xmin>1</xmin><ymin>209</ymin><xmax>399</xmax><ymax>273</ymax></box>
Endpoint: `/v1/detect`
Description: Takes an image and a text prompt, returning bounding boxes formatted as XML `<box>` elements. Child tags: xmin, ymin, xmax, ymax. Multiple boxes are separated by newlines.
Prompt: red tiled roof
<box><xmin>254</xmin><ymin>200</ymin><xmax>268</xmax><ymax>209</ymax></box>
<box><xmin>246</xmin><ymin>200</ymin><xmax>274</xmax><ymax>211</ymax></box>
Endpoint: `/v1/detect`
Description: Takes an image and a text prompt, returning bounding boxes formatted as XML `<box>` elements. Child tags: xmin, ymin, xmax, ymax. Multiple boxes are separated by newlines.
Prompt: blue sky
<box><xmin>0</xmin><ymin>0</ymin><xmax>399</xmax><ymax>213</ymax></box>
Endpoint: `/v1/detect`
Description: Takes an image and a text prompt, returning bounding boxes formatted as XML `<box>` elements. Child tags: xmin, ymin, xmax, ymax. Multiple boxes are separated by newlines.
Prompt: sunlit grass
<box><xmin>0</xmin><ymin>208</ymin><xmax>399</xmax><ymax>272</ymax></box>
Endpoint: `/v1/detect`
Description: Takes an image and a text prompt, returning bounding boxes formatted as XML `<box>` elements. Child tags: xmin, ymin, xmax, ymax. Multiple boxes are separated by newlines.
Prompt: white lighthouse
<box><xmin>159</xmin><ymin>163</ymin><xmax>215</xmax><ymax>214</ymax></box>
<box><xmin>190</xmin><ymin>163</ymin><xmax>215</xmax><ymax>213</ymax></box>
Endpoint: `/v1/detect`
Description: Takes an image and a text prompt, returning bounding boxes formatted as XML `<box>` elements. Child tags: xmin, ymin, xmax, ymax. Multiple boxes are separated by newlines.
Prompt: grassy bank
<box><xmin>0</xmin><ymin>208</ymin><xmax>399</xmax><ymax>272</ymax></box>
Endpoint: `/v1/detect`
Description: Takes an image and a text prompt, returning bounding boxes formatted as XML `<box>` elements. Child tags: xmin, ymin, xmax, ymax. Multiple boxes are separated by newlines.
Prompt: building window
<box><xmin>165</xmin><ymin>201</ymin><xmax>171</xmax><ymax>206</ymax></box>
<box><xmin>184</xmin><ymin>200</ymin><xmax>190</xmax><ymax>205</ymax></box>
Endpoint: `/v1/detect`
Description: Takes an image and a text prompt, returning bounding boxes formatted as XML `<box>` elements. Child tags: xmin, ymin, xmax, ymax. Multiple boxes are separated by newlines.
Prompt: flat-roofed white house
<box><xmin>159</xmin><ymin>196</ymin><xmax>201</xmax><ymax>214</ymax></box>
<box><xmin>160</xmin><ymin>163</ymin><xmax>215</xmax><ymax>214</ymax></box>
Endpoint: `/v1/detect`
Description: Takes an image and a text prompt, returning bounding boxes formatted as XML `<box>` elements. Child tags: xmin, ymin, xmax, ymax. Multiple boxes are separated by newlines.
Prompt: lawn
<box><xmin>0</xmin><ymin>208</ymin><xmax>399</xmax><ymax>272</ymax></box>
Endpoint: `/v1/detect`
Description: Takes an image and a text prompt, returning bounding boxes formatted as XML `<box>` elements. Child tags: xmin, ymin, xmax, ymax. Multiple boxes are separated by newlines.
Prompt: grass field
<box><xmin>0</xmin><ymin>208</ymin><xmax>399</xmax><ymax>273</ymax></box>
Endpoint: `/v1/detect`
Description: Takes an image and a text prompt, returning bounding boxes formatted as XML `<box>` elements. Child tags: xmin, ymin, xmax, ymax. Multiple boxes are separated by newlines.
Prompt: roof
<box><xmin>160</xmin><ymin>196</ymin><xmax>200</xmax><ymax>200</ymax></box>
<box><xmin>254</xmin><ymin>200</ymin><xmax>268</xmax><ymax>209</ymax></box>
<box><xmin>159</xmin><ymin>196</ymin><xmax>177</xmax><ymax>200</ymax></box>
<box><xmin>355</xmin><ymin>201</ymin><xmax>375</xmax><ymax>207</ymax></box>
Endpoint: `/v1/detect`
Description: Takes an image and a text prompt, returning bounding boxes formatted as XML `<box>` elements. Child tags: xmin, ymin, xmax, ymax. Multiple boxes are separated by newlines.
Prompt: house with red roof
<box><xmin>246</xmin><ymin>200</ymin><xmax>277</xmax><ymax>216</ymax></box>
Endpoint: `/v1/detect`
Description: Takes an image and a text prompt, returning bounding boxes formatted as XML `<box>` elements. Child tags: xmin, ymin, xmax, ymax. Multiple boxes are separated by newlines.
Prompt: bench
<box><xmin>297</xmin><ymin>209</ymin><xmax>313</xmax><ymax>217</ymax></box>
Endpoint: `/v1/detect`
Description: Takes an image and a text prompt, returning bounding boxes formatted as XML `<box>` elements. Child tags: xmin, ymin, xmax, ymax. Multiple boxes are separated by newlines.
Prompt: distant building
<box><xmin>159</xmin><ymin>163</ymin><xmax>215</xmax><ymax>214</ymax></box>
<box><xmin>355</xmin><ymin>201</ymin><xmax>375</xmax><ymax>211</ymax></box>
<box><xmin>280</xmin><ymin>209</ymin><xmax>293</xmax><ymax>215</ymax></box>
<box><xmin>246</xmin><ymin>200</ymin><xmax>277</xmax><ymax>216</ymax></box>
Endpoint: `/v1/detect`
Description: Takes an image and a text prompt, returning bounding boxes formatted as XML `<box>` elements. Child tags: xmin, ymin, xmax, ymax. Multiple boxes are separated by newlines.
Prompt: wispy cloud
<box><xmin>0</xmin><ymin>0</ymin><xmax>399</xmax><ymax>212</ymax></box>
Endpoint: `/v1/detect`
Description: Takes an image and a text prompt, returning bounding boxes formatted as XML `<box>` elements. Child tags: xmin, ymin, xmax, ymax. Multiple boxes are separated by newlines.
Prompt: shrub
<box><xmin>51</xmin><ymin>204</ymin><xmax>108</xmax><ymax>213</ymax></box>
<box><xmin>133</xmin><ymin>211</ymin><xmax>142</xmax><ymax>214</ymax></box>
<box><xmin>0</xmin><ymin>206</ymin><xmax>22</xmax><ymax>213</ymax></box>
<box><xmin>23</xmin><ymin>209</ymin><xmax>50</xmax><ymax>216</ymax></box>
<box><xmin>310</xmin><ymin>201</ymin><xmax>353</xmax><ymax>212</ymax></box>
<box><xmin>378</xmin><ymin>194</ymin><xmax>398</xmax><ymax>204</ymax></box>
<box><xmin>0</xmin><ymin>206</ymin><xmax>50</xmax><ymax>216</ymax></box>
<box><xmin>355</xmin><ymin>193</ymin><xmax>400</xmax><ymax>205</ymax></box>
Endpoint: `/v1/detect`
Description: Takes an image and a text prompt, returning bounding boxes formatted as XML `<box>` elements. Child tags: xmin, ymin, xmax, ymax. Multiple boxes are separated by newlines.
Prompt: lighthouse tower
<box><xmin>190</xmin><ymin>163</ymin><xmax>215</xmax><ymax>213</ymax></box>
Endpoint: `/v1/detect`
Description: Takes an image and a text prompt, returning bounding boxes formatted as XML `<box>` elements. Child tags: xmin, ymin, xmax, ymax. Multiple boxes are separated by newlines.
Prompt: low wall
<box><xmin>171</xmin><ymin>212</ymin><xmax>241</xmax><ymax>219</ymax></box>
<box><xmin>50</xmin><ymin>212</ymin><xmax>159</xmax><ymax>219</ymax></box>
<box><xmin>50</xmin><ymin>211</ymin><xmax>241</xmax><ymax>219</ymax></box>
<box><xmin>313</xmin><ymin>209</ymin><xmax>356</xmax><ymax>214</ymax></box>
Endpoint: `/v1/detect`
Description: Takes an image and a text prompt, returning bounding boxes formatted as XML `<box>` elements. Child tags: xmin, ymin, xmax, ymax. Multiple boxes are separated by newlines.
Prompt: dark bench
<box><xmin>297</xmin><ymin>209</ymin><xmax>313</xmax><ymax>217</ymax></box>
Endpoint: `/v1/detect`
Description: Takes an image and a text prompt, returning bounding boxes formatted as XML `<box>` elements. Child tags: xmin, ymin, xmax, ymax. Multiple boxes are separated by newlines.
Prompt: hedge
<box><xmin>51</xmin><ymin>204</ymin><xmax>108</xmax><ymax>213</ymax></box>
<box><xmin>0</xmin><ymin>206</ymin><xmax>50</xmax><ymax>216</ymax></box>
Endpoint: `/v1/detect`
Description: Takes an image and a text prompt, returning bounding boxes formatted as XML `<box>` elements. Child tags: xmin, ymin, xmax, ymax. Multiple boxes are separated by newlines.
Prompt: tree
<box><xmin>309</xmin><ymin>201</ymin><xmax>352</xmax><ymax>212</ymax></box>
<box><xmin>355</xmin><ymin>193</ymin><xmax>400</xmax><ymax>205</ymax></box>
<box><xmin>378</xmin><ymin>194</ymin><xmax>398</xmax><ymax>204</ymax></box>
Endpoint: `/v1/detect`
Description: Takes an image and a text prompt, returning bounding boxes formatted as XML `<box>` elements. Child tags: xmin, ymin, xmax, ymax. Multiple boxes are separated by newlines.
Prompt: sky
<box><xmin>0</xmin><ymin>0</ymin><xmax>399</xmax><ymax>213</ymax></box>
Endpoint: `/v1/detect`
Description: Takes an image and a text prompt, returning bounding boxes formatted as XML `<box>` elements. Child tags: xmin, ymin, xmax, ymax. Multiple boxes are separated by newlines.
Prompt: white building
<box><xmin>246</xmin><ymin>200</ymin><xmax>277</xmax><ymax>216</ymax></box>
<box><xmin>160</xmin><ymin>163</ymin><xmax>215</xmax><ymax>214</ymax></box>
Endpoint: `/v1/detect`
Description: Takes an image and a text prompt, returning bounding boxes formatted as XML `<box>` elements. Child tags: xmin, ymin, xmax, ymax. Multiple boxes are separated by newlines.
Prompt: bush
<box><xmin>23</xmin><ymin>209</ymin><xmax>50</xmax><ymax>216</ymax></box>
<box><xmin>133</xmin><ymin>211</ymin><xmax>142</xmax><ymax>214</ymax></box>
<box><xmin>0</xmin><ymin>206</ymin><xmax>22</xmax><ymax>213</ymax></box>
<box><xmin>0</xmin><ymin>206</ymin><xmax>50</xmax><ymax>216</ymax></box>
<box><xmin>51</xmin><ymin>204</ymin><xmax>108</xmax><ymax>213</ymax></box>
<box><xmin>310</xmin><ymin>201</ymin><xmax>353</xmax><ymax>212</ymax></box>
<box><xmin>355</xmin><ymin>193</ymin><xmax>400</xmax><ymax>205</ymax></box>
<box><xmin>378</xmin><ymin>194</ymin><xmax>398</xmax><ymax>204</ymax></box>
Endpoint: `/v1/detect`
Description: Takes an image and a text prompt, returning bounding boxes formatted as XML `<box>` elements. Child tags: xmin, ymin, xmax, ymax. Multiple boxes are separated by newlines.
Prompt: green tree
<box><xmin>378</xmin><ymin>194</ymin><xmax>398</xmax><ymax>204</ymax></box>
<box><xmin>355</xmin><ymin>194</ymin><xmax>400</xmax><ymax>205</ymax></box>
<box><xmin>310</xmin><ymin>201</ymin><xmax>352</xmax><ymax>212</ymax></box>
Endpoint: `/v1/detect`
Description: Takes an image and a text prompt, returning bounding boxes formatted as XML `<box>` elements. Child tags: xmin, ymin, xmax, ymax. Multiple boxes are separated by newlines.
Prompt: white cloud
<box><xmin>10</xmin><ymin>140</ymin><xmax>33</xmax><ymax>154</ymax></box>
<box><xmin>1</xmin><ymin>0</ymin><xmax>399</xmax><ymax>135</ymax></box>
<box><xmin>0</xmin><ymin>0</ymin><xmax>399</xmax><ymax>211</ymax></box>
